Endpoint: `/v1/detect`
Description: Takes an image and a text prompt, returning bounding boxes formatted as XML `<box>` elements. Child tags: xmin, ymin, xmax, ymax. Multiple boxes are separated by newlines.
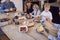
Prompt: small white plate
<box><xmin>19</xmin><ymin>25</ymin><xmax>28</xmax><ymax>32</ymax></box>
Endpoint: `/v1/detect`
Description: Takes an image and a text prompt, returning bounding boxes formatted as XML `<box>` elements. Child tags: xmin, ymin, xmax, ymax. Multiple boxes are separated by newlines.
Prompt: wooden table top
<box><xmin>0</xmin><ymin>12</ymin><xmax>48</xmax><ymax>40</ymax></box>
<box><xmin>1</xmin><ymin>24</ymin><xmax>48</xmax><ymax>40</ymax></box>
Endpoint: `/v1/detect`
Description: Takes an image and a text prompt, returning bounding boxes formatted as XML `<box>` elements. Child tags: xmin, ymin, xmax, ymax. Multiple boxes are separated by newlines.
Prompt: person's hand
<box><xmin>30</xmin><ymin>13</ymin><xmax>32</xmax><ymax>16</ymax></box>
<box><xmin>45</xmin><ymin>16</ymin><xmax>49</xmax><ymax>19</ymax></box>
<box><xmin>31</xmin><ymin>15</ymin><xmax>38</xmax><ymax>18</ymax></box>
<box><xmin>34</xmin><ymin>16</ymin><xmax>39</xmax><ymax>18</ymax></box>
<box><xmin>45</xmin><ymin>16</ymin><xmax>51</xmax><ymax>21</ymax></box>
<box><xmin>37</xmin><ymin>15</ymin><xmax>40</xmax><ymax>18</ymax></box>
<box><xmin>10</xmin><ymin>8</ymin><xmax>16</xmax><ymax>11</ymax></box>
<box><xmin>8</xmin><ymin>20</ymin><xmax>13</xmax><ymax>24</ymax></box>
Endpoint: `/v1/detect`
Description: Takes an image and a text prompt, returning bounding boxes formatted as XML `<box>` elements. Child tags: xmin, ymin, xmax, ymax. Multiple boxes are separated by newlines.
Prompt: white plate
<box><xmin>19</xmin><ymin>25</ymin><xmax>28</xmax><ymax>32</ymax></box>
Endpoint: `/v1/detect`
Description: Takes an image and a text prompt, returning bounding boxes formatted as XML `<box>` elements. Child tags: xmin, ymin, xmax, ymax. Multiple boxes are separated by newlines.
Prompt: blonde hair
<box><xmin>44</xmin><ymin>3</ymin><xmax>50</xmax><ymax>8</ymax></box>
<box><xmin>33</xmin><ymin>4</ymin><xmax>39</xmax><ymax>10</ymax></box>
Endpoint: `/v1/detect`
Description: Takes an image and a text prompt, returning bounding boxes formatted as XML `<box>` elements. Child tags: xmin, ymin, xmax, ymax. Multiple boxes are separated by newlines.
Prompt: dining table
<box><xmin>0</xmin><ymin>12</ymin><xmax>49</xmax><ymax>40</ymax></box>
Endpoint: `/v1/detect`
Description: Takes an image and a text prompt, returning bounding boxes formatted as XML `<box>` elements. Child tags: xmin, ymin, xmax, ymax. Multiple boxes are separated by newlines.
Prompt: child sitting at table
<box><xmin>31</xmin><ymin>4</ymin><xmax>41</xmax><ymax>18</ymax></box>
<box><xmin>40</xmin><ymin>3</ymin><xmax>60</xmax><ymax>40</ymax></box>
<box><xmin>41</xmin><ymin>3</ymin><xmax>52</xmax><ymax>23</ymax></box>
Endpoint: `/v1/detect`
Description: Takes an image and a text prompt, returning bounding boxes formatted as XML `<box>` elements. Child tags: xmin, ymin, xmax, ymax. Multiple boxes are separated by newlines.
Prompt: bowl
<box><xmin>26</xmin><ymin>21</ymin><xmax>35</xmax><ymax>27</ymax></box>
<box><xmin>36</xmin><ymin>25</ymin><xmax>44</xmax><ymax>32</ymax></box>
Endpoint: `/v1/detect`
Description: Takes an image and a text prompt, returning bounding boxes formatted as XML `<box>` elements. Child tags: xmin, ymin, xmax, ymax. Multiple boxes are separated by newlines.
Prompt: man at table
<box><xmin>2</xmin><ymin>0</ymin><xmax>16</xmax><ymax>12</ymax></box>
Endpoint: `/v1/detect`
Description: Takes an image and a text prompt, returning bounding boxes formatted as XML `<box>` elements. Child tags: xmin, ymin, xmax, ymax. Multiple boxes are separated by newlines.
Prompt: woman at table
<box><xmin>24</xmin><ymin>1</ymin><xmax>33</xmax><ymax>14</ymax></box>
<box><xmin>0</xmin><ymin>0</ymin><xmax>4</xmax><ymax>13</ymax></box>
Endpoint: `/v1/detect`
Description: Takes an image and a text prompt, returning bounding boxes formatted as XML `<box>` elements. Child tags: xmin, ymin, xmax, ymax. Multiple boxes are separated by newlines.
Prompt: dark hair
<box><xmin>25</xmin><ymin>1</ymin><xmax>31</xmax><ymax>4</ymax></box>
<box><xmin>0</xmin><ymin>0</ymin><xmax>1</xmax><ymax>1</ymax></box>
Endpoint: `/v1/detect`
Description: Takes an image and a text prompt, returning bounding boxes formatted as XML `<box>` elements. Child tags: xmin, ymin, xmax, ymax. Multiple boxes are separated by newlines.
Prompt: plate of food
<box><xmin>18</xmin><ymin>17</ymin><xmax>24</xmax><ymax>20</ymax></box>
<box><xmin>19</xmin><ymin>25</ymin><xmax>28</xmax><ymax>32</ymax></box>
<box><xmin>36</xmin><ymin>25</ymin><xmax>44</xmax><ymax>33</ymax></box>
<box><xmin>26</xmin><ymin>21</ymin><xmax>35</xmax><ymax>27</ymax></box>
<box><xmin>33</xmin><ymin>18</ymin><xmax>42</xmax><ymax>23</ymax></box>
<box><xmin>26</xmin><ymin>14</ymin><xmax>33</xmax><ymax>19</ymax></box>
<box><xmin>4</xmin><ymin>9</ymin><xmax>10</xmax><ymax>13</ymax></box>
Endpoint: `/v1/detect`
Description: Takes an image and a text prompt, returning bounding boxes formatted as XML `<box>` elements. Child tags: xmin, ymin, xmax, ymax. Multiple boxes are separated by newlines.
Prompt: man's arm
<box><xmin>0</xmin><ymin>20</ymin><xmax>13</xmax><ymax>27</ymax></box>
<box><xmin>1</xmin><ymin>2</ymin><xmax>5</xmax><ymax>10</ymax></box>
<box><xmin>0</xmin><ymin>22</ymin><xmax>8</xmax><ymax>27</ymax></box>
<box><xmin>12</xmin><ymin>2</ymin><xmax>16</xmax><ymax>11</ymax></box>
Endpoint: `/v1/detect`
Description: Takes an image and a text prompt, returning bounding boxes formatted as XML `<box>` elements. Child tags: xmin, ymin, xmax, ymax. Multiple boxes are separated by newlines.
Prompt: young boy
<box><xmin>41</xmin><ymin>3</ymin><xmax>55</xmax><ymax>40</ymax></box>
<box><xmin>40</xmin><ymin>3</ymin><xmax>60</xmax><ymax>40</ymax></box>
<box><xmin>41</xmin><ymin>3</ymin><xmax>52</xmax><ymax>23</ymax></box>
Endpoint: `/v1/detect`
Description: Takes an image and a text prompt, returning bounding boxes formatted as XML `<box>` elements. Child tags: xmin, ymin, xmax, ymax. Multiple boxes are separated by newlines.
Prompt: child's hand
<box><xmin>30</xmin><ymin>13</ymin><xmax>32</xmax><ymax>16</ymax></box>
<box><xmin>33</xmin><ymin>16</ymin><xmax>37</xmax><ymax>18</ymax></box>
<box><xmin>45</xmin><ymin>16</ymin><xmax>49</xmax><ymax>19</ymax></box>
<box><xmin>45</xmin><ymin>16</ymin><xmax>51</xmax><ymax>21</ymax></box>
<box><xmin>30</xmin><ymin>13</ymin><xmax>34</xmax><ymax>17</ymax></box>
